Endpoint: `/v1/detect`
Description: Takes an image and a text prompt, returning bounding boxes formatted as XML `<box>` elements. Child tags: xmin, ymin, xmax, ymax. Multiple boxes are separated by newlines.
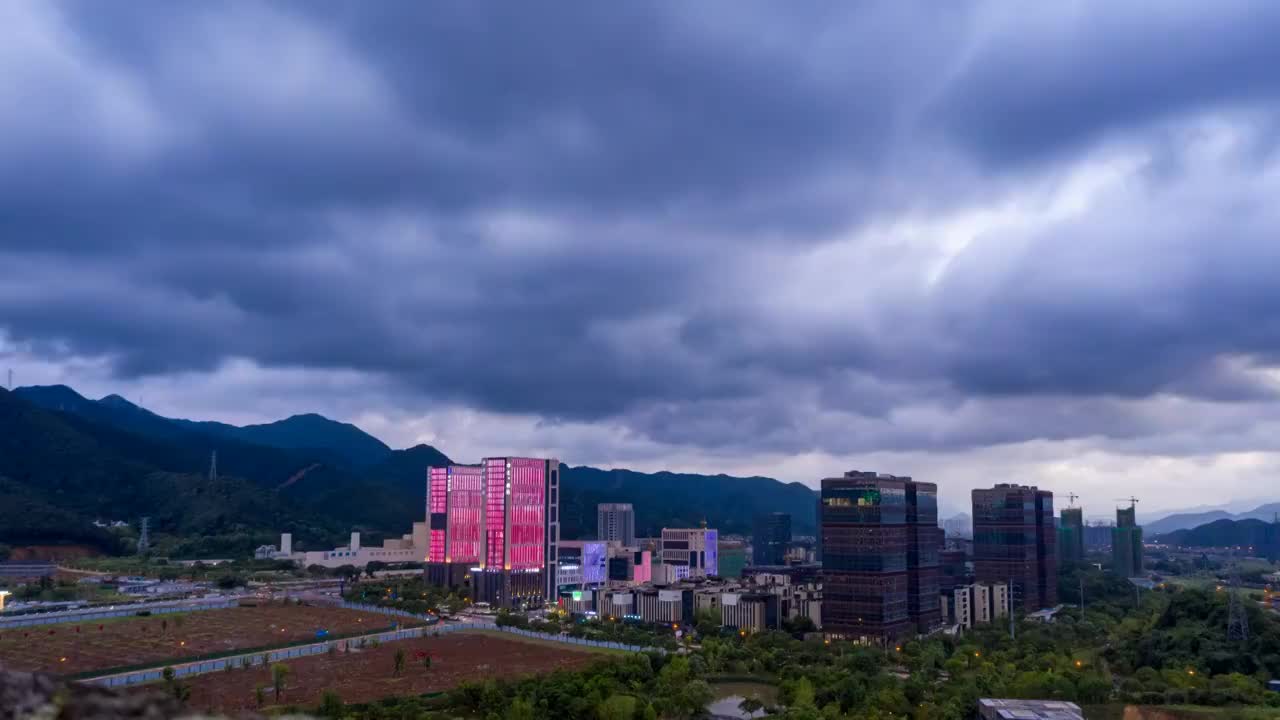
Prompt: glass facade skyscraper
<box><xmin>752</xmin><ymin>512</ymin><xmax>792</xmax><ymax>566</ymax></box>
<box><xmin>821</xmin><ymin>470</ymin><xmax>942</xmax><ymax>642</ymax></box>
<box><xmin>972</xmin><ymin>484</ymin><xmax>1057</xmax><ymax>611</ymax></box>
<box><xmin>425</xmin><ymin>457</ymin><xmax>560</xmax><ymax>609</ymax></box>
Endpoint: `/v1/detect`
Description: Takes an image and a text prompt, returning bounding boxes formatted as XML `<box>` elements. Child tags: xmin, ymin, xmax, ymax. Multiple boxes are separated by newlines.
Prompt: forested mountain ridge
<box><xmin>4</xmin><ymin>385</ymin><xmax>819</xmax><ymax>555</ymax></box>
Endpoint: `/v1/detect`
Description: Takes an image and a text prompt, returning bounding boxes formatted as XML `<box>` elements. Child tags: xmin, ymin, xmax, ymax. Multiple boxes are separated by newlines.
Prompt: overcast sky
<box><xmin>5</xmin><ymin>1</ymin><xmax>1280</xmax><ymax>518</ymax></box>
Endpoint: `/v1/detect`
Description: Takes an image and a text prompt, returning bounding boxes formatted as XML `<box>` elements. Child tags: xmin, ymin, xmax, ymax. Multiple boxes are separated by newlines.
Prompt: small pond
<box><xmin>704</xmin><ymin>681</ymin><xmax>778</xmax><ymax>719</ymax></box>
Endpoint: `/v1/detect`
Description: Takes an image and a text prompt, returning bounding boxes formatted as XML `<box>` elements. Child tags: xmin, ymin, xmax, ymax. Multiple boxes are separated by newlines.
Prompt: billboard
<box><xmin>722</xmin><ymin>593</ymin><xmax>740</xmax><ymax>606</ymax></box>
<box><xmin>612</xmin><ymin>593</ymin><xmax>633</xmax><ymax>605</ymax></box>
<box><xmin>583</xmin><ymin>542</ymin><xmax>607</xmax><ymax>584</ymax></box>
<box><xmin>658</xmin><ymin>589</ymin><xmax>682</xmax><ymax>603</ymax></box>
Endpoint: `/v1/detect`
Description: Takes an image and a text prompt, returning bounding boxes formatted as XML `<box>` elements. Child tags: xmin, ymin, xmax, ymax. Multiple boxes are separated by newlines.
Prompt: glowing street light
<box><xmin>0</xmin><ymin>590</ymin><xmax>10</xmax><ymax>611</ymax></box>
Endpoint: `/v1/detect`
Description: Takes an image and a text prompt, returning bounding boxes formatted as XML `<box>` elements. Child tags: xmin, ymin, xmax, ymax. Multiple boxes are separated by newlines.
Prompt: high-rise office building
<box><xmin>906</xmin><ymin>481</ymin><xmax>942</xmax><ymax>633</ymax></box>
<box><xmin>1111</xmin><ymin>505</ymin><xmax>1143</xmax><ymax>578</ymax></box>
<box><xmin>939</xmin><ymin>549</ymin><xmax>969</xmax><ymax>593</ymax></box>
<box><xmin>752</xmin><ymin>512</ymin><xmax>792</xmax><ymax>566</ymax></box>
<box><xmin>1058</xmin><ymin>507</ymin><xmax>1085</xmax><ymax>565</ymax></box>
<box><xmin>426</xmin><ymin>457</ymin><xmax>560</xmax><ymax>608</ymax></box>
<box><xmin>820</xmin><ymin>470</ymin><xmax>942</xmax><ymax>642</ymax></box>
<box><xmin>815</xmin><ymin>496</ymin><xmax>823</xmax><ymax>563</ymax></box>
<box><xmin>972</xmin><ymin>484</ymin><xmax>1057</xmax><ymax>611</ymax></box>
<box><xmin>597</xmin><ymin>503</ymin><xmax>636</xmax><ymax>546</ymax></box>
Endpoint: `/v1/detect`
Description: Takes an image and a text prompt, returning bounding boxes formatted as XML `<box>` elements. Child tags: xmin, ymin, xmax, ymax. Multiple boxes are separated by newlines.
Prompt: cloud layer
<box><xmin>5</xmin><ymin>1</ymin><xmax>1280</xmax><ymax>515</ymax></box>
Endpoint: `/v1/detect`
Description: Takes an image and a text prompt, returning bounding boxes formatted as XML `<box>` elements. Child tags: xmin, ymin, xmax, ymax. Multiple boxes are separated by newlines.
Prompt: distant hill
<box><xmin>175</xmin><ymin>413</ymin><xmax>391</xmax><ymax>467</ymax></box>
<box><xmin>0</xmin><ymin>387</ymin><xmax>323</xmax><ymax>554</ymax></box>
<box><xmin>17</xmin><ymin>386</ymin><xmax>392</xmax><ymax>468</ymax></box>
<box><xmin>942</xmin><ymin>512</ymin><xmax>972</xmax><ymax>538</ymax></box>
<box><xmin>1158</xmin><ymin>518</ymin><xmax>1280</xmax><ymax>556</ymax></box>
<box><xmin>363</xmin><ymin>444</ymin><xmax>453</xmax><ymax>499</ymax></box>
<box><xmin>557</xmin><ymin>465</ymin><xmax>818</xmax><ymax>539</ymax></box>
<box><xmin>1146</xmin><ymin>502</ymin><xmax>1280</xmax><ymax>536</ymax></box>
<box><xmin>6</xmin><ymin>383</ymin><xmax>826</xmax><ymax>551</ymax></box>
<box><xmin>0</xmin><ymin>387</ymin><xmax>445</xmax><ymax>553</ymax></box>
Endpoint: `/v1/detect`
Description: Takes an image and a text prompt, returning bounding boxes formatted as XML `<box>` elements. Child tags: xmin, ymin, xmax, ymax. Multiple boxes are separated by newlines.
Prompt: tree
<box><xmin>508</xmin><ymin>696</ymin><xmax>536</xmax><ymax>720</ymax></box>
<box><xmin>598</xmin><ymin>694</ymin><xmax>638</xmax><ymax>720</ymax></box>
<box><xmin>317</xmin><ymin>690</ymin><xmax>344</xmax><ymax>718</ymax></box>
<box><xmin>160</xmin><ymin>666</ymin><xmax>189</xmax><ymax>703</ymax></box>
<box><xmin>365</xmin><ymin>560</ymin><xmax>388</xmax><ymax>578</ymax></box>
<box><xmin>215</xmin><ymin>574</ymin><xmax>243</xmax><ymax>590</ymax></box>
<box><xmin>271</xmin><ymin>662</ymin><xmax>290</xmax><ymax>702</ymax></box>
<box><xmin>739</xmin><ymin>695</ymin><xmax>766</xmax><ymax>717</ymax></box>
<box><xmin>255</xmin><ymin>685</ymin><xmax>266</xmax><ymax>708</ymax></box>
<box><xmin>394</xmin><ymin>648</ymin><xmax>406</xmax><ymax>677</ymax></box>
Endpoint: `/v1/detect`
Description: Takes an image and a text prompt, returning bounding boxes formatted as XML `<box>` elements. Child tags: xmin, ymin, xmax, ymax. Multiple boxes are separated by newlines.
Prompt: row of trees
<box><xmin>343</xmin><ymin>576</ymin><xmax>468</xmax><ymax>616</ymax></box>
<box><xmin>335</xmin><ymin>564</ymin><xmax>1280</xmax><ymax>719</ymax></box>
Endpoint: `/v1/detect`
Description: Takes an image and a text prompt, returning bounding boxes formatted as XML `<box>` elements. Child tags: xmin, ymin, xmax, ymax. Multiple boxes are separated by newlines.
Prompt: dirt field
<box><xmin>0</xmin><ymin>604</ymin><xmax>410</xmax><ymax>675</ymax></box>
<box><xmin>6</xmin><ymin>545</ymin><xmax>102</xmax><ymax>562</ymax></box>
<box><xmin>176</xmin><ymin>633</ymin><xmax>604</xmax><ymax>712</ymax></box>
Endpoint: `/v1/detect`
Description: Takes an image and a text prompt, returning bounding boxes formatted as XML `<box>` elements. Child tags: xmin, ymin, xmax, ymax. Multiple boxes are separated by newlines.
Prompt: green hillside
<box><xmin>1160</xmin><ymin>518</ymin><xmax>1280</xmax><ymax>558</ymax></box>
<box><xmin>2</xmin><ymin>384</ymin><xmax>823</xmax><ymax>555</ymax></box>
<box><xmin>558</xmin><ymin>465</ymin><xmax>818</xmax><ymax>538</ymax></box>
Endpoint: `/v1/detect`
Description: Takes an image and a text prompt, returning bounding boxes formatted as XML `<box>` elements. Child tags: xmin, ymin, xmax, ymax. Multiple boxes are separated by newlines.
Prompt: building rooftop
<box><xmin>978</xmin><ymin>699</ymin><xmax>1084</xmax><ymax>720</ymax></box>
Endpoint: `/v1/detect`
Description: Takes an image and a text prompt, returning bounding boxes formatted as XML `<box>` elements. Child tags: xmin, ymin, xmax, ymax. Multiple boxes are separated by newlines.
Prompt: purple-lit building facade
<box><xmin>426</xmin><ymin>457</ymin><xmax>560</xmax><ymax>609</ymax></box>
<box><xmin>661</xmin><ymin>527</ymin><xmax>719</xmax><ymax>579</ymax></box>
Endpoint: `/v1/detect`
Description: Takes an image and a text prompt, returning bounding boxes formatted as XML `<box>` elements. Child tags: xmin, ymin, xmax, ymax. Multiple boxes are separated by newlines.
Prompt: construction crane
<box><xmin>1067</xmin><ymin>492</ymin><xmax>1080</xmax><ymax>507</ymax></box>
<box><xmin>1115</xmin><ymin>496</ymin><xmax>1140</xmax><ymax>508</ymax></box>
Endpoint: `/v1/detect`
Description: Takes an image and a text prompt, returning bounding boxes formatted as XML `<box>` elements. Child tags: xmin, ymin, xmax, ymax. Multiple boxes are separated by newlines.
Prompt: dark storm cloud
<box><xmin>934</xmin><ymin>1</ymin><xmax>1280</xmax><ymax>165</ymax></box>
<box><xmin>4</xmin><ymin>1</ymin><xmax>1280</xmax><ymax>459</ymax></box>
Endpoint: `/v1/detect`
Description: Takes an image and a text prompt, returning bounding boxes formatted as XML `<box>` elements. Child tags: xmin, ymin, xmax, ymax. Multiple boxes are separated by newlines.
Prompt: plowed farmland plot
<box><xmin>0</xmin><ymin>605</ymin><xmax>410</xmax><ymax>675</ymax></box>
<box><xmin>179</xmin><ymin>632</ymin><xmax>602</xmax><ymax>712</ymax></box>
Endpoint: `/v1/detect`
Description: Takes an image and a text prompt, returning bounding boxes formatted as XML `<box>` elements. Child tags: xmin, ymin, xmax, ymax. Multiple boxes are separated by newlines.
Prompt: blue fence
<box><xmin>84</xmin><ymin>602</ymin><xmax>661</xmax><ymax>688</ymax></box>
<box><xmin>0</xmin><ymin>600</ymin><xmax>237</xmax><ymax>630</ymax></box>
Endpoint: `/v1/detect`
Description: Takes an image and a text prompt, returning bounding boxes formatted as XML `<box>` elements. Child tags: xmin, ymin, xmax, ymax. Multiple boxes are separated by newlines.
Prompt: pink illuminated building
<box><xmin>425</xmin><ymin>457</ymin><xmax>560</xmax><ymax>608</ymax></box>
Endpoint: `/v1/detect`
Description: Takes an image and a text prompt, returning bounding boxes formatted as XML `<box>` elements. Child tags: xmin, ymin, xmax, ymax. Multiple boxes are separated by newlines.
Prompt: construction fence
<box><xmin>0</xmin><ymin>600</ymin><xmax>237</xmax><ymax>630</ymax></box>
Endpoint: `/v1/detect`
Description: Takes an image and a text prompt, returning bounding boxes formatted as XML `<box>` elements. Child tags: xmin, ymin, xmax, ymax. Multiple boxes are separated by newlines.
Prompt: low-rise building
<box><xmin>597</xmin><ymin>588</ymin><xmax>637</xmax><ymax>620</ymax></box>
<box><xmin>977</xmin><ymin>699</ymin><xmax>1083</xmax><ymax>720</ymax></box>
<box><xmin>259</xmin><ymin>527</ymin><xmax>428</xmax><ymax>569</ymax></box>
<box><xmin>0</xmin><ymin>562</ymin><xmax>56</xmax><ymax>580</ymax></box>
<box><xmin>637</xmin><ymin>586</ymin><xmax>693</xmax><ymax>625</ymax></box>
<box><xmin>943</xmin><ymin>583</ymin><xmax>1008</xmax><ymax>631</ymax></box>
<box><xmin>661</xmin><ymin>527</ymin><xmax>719</xmax><ymax>579</ymax></box>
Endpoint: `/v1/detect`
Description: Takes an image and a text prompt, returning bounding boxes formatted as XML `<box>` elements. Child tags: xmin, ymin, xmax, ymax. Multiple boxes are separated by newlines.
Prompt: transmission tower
<box><xmin>137</xmin><ymin>517</ymin><xmax>151</xmax><ymax>555</ymax></box>
<box><xmin>1227</xmin><ymin>571</ymin><xmax>1250</xmax><ymax>643</ymax></box>
<box><xmin>209</xmin><ymin>450</ymin><xmax>218</xmax><ymax>482</ymax></box>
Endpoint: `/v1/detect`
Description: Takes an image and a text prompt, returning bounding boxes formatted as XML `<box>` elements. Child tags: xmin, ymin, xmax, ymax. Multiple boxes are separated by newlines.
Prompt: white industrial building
<box><xmin>256</xmin><ymin>524</ymin><xmax>428</xmax><ymax>569</ymax></box>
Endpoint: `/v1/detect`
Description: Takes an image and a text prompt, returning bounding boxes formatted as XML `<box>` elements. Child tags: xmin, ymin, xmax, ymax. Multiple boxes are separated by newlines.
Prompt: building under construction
<box><xmin>1111</xmin><ymin>504</ymin><xmax>1143</xmax><ymax>578</ymax></box>
<box><xmin>1058</xmin><ymin>506</ymin><xmax>1085</xmax><ymax>565</ymax></box>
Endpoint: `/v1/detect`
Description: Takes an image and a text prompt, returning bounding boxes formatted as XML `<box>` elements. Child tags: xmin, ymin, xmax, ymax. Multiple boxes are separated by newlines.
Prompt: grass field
<box><xmin>0</xmin><ymin>604</ymin><xmax>411</xmax><ymax>675</ymax></box>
